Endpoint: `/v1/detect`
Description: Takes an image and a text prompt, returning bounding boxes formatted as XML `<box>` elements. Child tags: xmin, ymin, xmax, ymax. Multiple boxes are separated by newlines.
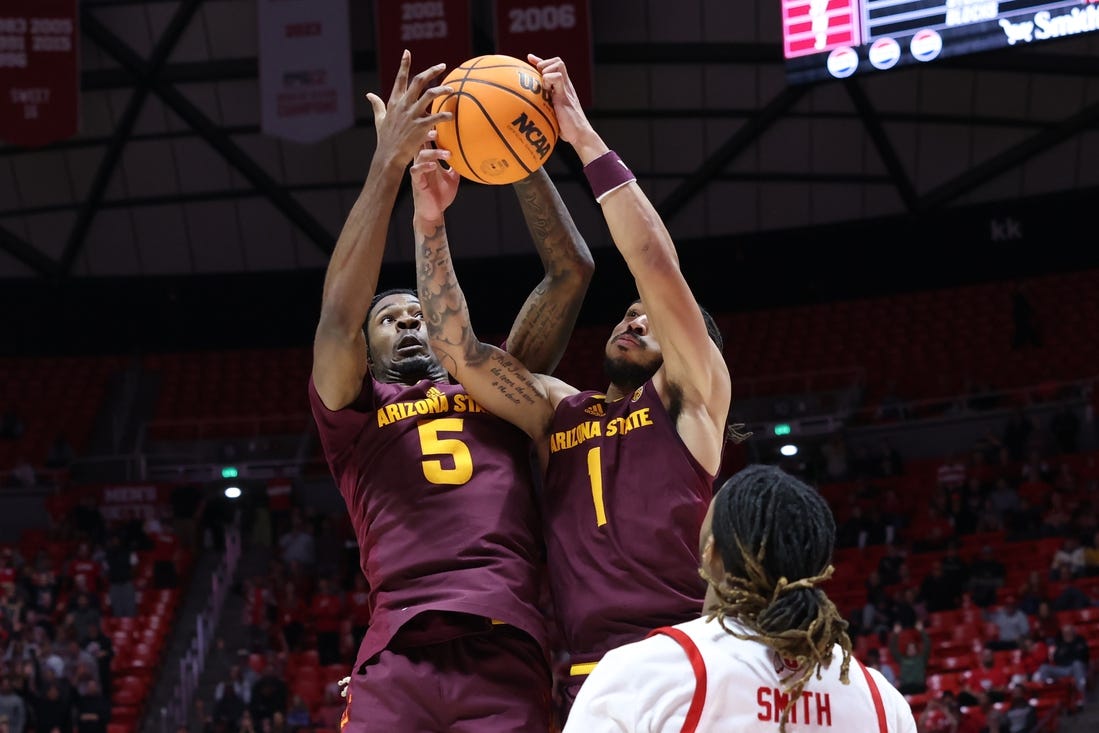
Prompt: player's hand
<box><xmin>527</xmin><ymin>54</ymin><xmax>592</xmax><ymax>148</ymax></box>
<box><xmin>366</xmin><ymin>50</ymin><xmax>453</xmax><ymax>170</ymax></box>
<box><xmin>410</xmin><ymin>143</ymin><xmax>459</xmax><ymax>223</ymax></box>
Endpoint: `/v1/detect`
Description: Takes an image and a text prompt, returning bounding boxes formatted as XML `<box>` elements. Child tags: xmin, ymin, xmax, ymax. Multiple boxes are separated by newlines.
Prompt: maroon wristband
<box><xmin>583</xmin><ymin>151</ymin><xmax>636</xmax><ymax>203</ymax></box>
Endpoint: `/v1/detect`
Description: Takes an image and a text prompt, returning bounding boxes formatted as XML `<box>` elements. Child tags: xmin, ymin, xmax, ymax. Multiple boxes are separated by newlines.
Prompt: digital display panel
<box><xmin>781</xmin><ymin>0</ymin><xmax>1099</xmax><ymax>84</ymax></box>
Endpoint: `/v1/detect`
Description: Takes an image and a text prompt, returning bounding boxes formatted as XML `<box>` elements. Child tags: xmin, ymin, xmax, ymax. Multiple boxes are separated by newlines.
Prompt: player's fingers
<box><xmin>409</xmin><ymin>62</ymin><xmax>448</xmax><ymax>97</ymax></box>
<box><xmin>422</xmin><ymin>110</ymin><xmax>453</xmax><ymax>128</ymax></box>
<box><xmin>366</xmin><ymin>93</ymin><xmax>385</xmax><ymax>122</ymax></box>
<box><xmin>415</xmin><ymin>84</ymin><xmax>453</xmax><ymax>116</ymax></box>
<box><xmin>389</xmin><ymin>49</ymin><xmax>412</xmax><ymax>101</ymax></box>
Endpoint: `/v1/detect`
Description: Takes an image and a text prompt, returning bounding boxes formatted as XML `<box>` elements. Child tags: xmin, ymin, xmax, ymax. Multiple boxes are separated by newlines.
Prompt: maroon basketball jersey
<box><xmin>308</xmin><ymin>374</ymin><xmax>548</xmax><ymax>665</ymax></box>
<box><xmin>541</xmin><ymin>381</ymin><xmax>712</xmax><ymax>662</ymax></box>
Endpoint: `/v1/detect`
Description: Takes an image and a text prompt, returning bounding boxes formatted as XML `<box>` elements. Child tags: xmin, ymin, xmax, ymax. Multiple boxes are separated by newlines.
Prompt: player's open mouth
<box><xmin>396</xmin><ymin>336</ymin><xmax>424</xmax><ymax>355</ymax></box>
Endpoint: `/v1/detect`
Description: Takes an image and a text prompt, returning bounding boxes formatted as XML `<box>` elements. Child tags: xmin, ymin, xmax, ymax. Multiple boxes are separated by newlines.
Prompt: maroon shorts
<box><xmin>341</xmin><ymin>613</ymin><xmax>551</xmax><ymax>733</ymax></box>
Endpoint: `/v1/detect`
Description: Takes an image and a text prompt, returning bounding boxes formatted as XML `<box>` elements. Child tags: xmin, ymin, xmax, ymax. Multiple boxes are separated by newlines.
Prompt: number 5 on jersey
<box><xmin>417</xmin><ymin>418</ymin><xmax>473</xmax><ymax>485</ymax></box>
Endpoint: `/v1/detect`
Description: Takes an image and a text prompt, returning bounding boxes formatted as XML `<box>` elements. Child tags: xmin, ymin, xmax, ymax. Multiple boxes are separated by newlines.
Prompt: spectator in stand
<box><xmin>1049</xmin><ymin>535</ymin><xmax>1085</xmax><ymax>579</ymax></box>
<box><xmin>215</xmin><ymin>664</ymin><xmax>252</xmax><ymax>707</ymax></box>
<box><xmin>878</xmin><ymin>544</ymin><xmax>908</xmax><ymax>586</ymax></box>
<box><xmin>249</xmin><ymin>662</ymin><xmax>289</xmax><ymax>726</ymax></box>
<box><xmin>947</xmin><ymin>485</ymin><xmax>978</xmax><ymax>536</ymax></box>
<box><xmin>309</xmin><ymin>576</ymin><xmax>344</xmax><ymax>666</ymax></box>
<box><xmin>1084</xmin><ymin>528</ymin><xmax>1099</xmax><ymax>576</ymax></box>
<box><xmin>1030</xmin><ymin>602</ymin><xmax>1061</xmax><ymax>645</ymax></box>
<box><xmin>941</xmin><ymin>541</ymin><xmax>970</xmax><ymax>600</ymax></box>
<box><xmin>985</xmin><ymin>596</ymin><xmax>1030</xmax><ymax>651</ymax></box>
<box><xmin>314</xmin><ymin>683</ymin><xmax>344</xmax><ymax>730</ymax></box>
<box><xmin>917</xmin><ymin>693</ymin><xmax>959</xmax><ymax>733</ymax></box>
<box><xmin>274</xmin><ymin>582</ymin><xmax>308</xmax><ymax>655</ymax></box>
<box><xmin>1002</xmin><ymin>684</ymin><xmax>1037</xmax><ymax>733</ymax></box>
<box><xmin>958</xmin><ymin>690</ymin><xmax>1003</xmax><ymax>733</ymax></box>
<box><xmin>973</xmin><ymin>496</ymin><xmax>1006</xmax><ymax>535</ymax></box>
<box><xmin>104</xmin><ymin>528</ymin><xmax>136</xmax><ymax>618</ymax></box>
<box><xmin>64</xmin><ymin>543</ymin><xmax>102</xmax><ymax>598</ymax></box>
<box><xmin>277</xmin><ymin>512</ymin><xmax>315</xmax><ymax>575</ymax></box>
<box><xmin>1010</xmin><ymin>281</ymin><xmax>1041</xmax><ymax>350</ymax></box>
<box><xmin>1032</xmin><ymin>624</ymin><xmax>1090</xmax><ymax>706</ymax></box>
<box><xmin>864</xmin><ymin>646</ymin><xmax>898</xmax><ymax>689</ymax></box>
<box><xmin>968</xmin><ymin>545</ymin><xmax>1006</xmax><ymax>608</ymax></box>
<box><xmin>893</xmin><ymin>586</ymin><xmax>926</xmax><ymax>630</ymax></box>
<box><xmin>74</xmin><ymin>676</ymin><xmax>110</xmax><ymax>733</ymax></box>
<box><xmin>67</xmin><ymin>593</ymin><xmax>101</xmax><ymax>646</ymax></box>
<box><xmin>1038</xmin><ymin>493</ymin><xmax>1073</xmax><ymax>538</ymax></box>
<box><xmin>83</xmin><ymin>621</ymin><xmax>113</xmax><ymax>695</ymax></box>
<box><xmin>1015</xmin><ymin>570</ymin><xmax>1049</xmax><ymax>617</ymax></box>
<box><xmin>889</xmin><ymin>621</ymin><xmax>931</xmax><ymax>695</ymax></box>
<box><xmin>960</xmin><ymin>648</ymin><xmax>1010</xmax><ymax>704</ymax></box>
<box><xmin>213</xmin><ymin>678</ymin><xmax>247</xmax><ymax>728</ymax></box>
<box><xmin>1015</xmin><ymin>635</ymin><xmax>1049</xmax><ymax>683</ymax></box>
<box><xmin>920</xmin><ymin>560</ymin><xmax>961</xmax><ymax>613</ymax></box>
<box><xmin>909</xmin><ymin>497</ymin><xmax>955</xmax><ymax>553</ymax></box>
<box><xmin>286</xmin><ymin>694</ymin><xmax>311</xmax><ymax>730</ymax></box>
<box><xmin>987</xmin><ymin>477</ymin><xmax>1022</xmax><ymax>519</ymax></box>
<box><xmin>0</xmin><ymin>676</ymin><xmax>24</xmax><ymax>733</ymax></box>
<box><xmin>33</xmin><ymin>680</ymin><xmax>74</xmax><ymax>733</ymax></box>
<box><xmin>1048</xmin><ymin>563</ymin><xmax>1093</xmax><ymax>612</ymax></box>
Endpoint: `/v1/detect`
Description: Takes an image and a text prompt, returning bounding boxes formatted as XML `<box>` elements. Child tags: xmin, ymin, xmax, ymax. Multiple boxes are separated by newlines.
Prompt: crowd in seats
<box><xmin>816</xmin><ymin>408</ymin><xmax>1099</xmax><ymax>730</ymax></box>
<box><xmin>0</xmin><ymin>495</ymin><xmax>192</xmax><ymax>733</ymax></box>
<box><xmin>0</xmin><ymin>355</ymin><xmax>124</xmax><ymax>486</ymax></box>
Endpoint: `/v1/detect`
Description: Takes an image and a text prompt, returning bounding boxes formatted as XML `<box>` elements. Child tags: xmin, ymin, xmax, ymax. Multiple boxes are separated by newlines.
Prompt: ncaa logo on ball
<box><xmin>868</xmin><ymin>38</ymin><xmax>901</xmax><ymax>70</ymax></box>
<box><xmin>910</xmin><ymin>29</ymin><xmax>943</xmax><ymax>62</ymax></box>
<box><xmin>826</xmin><ymin>47</ymin><xmax>859</xmax><ymax>78</ymax></box>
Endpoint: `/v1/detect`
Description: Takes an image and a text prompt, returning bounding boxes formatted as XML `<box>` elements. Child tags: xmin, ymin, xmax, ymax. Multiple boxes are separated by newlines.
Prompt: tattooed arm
<box><xmin>410</xmin><ymin>148</ymin><xmax>563</xmax><ymax>443</ymax></box>
<box><xmin>505</xmin><ymin>167</ymin><xmax>593</xmax><ymax>374</ymax></box>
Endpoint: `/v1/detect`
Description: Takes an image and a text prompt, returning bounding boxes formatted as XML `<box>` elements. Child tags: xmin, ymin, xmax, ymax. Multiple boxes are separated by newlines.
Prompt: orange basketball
<box><xmin>431</xmin><ymin>55</ymin><xmax>559</xmax><ymax>185</ymax></box>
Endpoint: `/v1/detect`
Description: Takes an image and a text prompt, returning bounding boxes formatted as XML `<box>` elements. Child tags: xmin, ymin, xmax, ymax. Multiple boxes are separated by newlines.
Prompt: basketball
<box><xmin>431</xmin><ymin>55</ymin><xmax>559</xmax><ymax>185</ymax></box>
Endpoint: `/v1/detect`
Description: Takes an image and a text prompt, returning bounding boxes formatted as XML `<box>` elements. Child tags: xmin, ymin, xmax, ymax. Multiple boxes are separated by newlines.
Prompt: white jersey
<box><xmin>563</xmin><ymin>616</ymin><xmax>917</xmax><ymax>733</ymax></box>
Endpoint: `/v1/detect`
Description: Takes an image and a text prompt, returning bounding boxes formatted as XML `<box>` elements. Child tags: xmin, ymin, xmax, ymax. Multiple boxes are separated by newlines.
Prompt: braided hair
<box><xmin>703</xmin><ymin>464</ymin><xmax>852</xmax><ymax>732</ymax></box>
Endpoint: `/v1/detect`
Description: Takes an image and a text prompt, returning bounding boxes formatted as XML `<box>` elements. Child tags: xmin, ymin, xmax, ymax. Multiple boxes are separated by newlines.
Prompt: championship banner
<box><xmin>375</xmin><ymin>0</ymin><xmax>471</xmax><ymax>90</ymax></box>
<box><xmin>0</xmin><ymin>0</ymin><xmax>79</xmax><ymax>148</ymax></box>
<box><xmin>258</xmin><ymin>0</ymin><xmax>354</xmax><ymax>144</ymax></box>
<box><xmin>493</xmin><ymin>0</ymin><xmax>593</xmax><ymax>108</ymax></box>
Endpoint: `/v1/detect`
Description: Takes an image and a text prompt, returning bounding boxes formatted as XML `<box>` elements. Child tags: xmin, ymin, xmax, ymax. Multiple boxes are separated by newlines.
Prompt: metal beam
<box><xmin>656</xmin><ymin>84</ymin><xmax>809</xmax><ymax>223</ymax></box>
<box><xmin>81</xmin><ymin>14</ymin><xmax>337</xmax><ymax>257</ymax></box>
<box><xmin>61</xmin><ymin>0</ymin><xmax>207</xmax><ymax>276</ymax></box>
<box><xmin>919</xmin><ymin>97</ymin><xmax>1099</xmax><ymax>211</ymax></box>
<box><xmin>0</xmin><ymin>225</ymin><xmax>58</xmax><ymax>277</ymax></box>
<box><xmin>843</xmin><ymin>79</ymin><xmax>919</xmax><ymax>212</ymax></box>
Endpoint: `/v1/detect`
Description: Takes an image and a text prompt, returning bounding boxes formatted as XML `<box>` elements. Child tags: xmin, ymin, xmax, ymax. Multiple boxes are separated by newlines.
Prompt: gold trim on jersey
<box><xmin>569</xmin><ymin>661</ymin><xmax>598</xmax><ymax>676</ymax></box>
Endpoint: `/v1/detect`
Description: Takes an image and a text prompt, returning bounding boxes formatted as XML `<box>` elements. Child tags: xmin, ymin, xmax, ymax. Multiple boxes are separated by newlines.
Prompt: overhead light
<box><xmin>779</xmin><ymin>444</ymin><xmax>798</xmax><ymax>457</ymax></box>
<box><xmin>224</xmin><ymin>486</ymin><xmax>242</xmax><ymax>499</ymax></box>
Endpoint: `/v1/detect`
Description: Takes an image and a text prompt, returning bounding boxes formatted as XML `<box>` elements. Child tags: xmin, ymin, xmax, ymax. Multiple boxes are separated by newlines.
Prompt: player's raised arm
<box><xmin>410</xmin><ymin>148</ymin><xmax>560</xmax><ymax>442</ymax></box>
<box><xmin>505</xmin><ymin>167</ymin><xmax>594</xmax><ymax>375</ymax></box>
<box><xmin>312</xmin><ymin>51</ymin><xmax>452</xmax><ymax>410</ymax></box>
<box><xmin>532</xmin><ymin>53</ymin><xmax>731</xmax><ymax>474</ymax></box>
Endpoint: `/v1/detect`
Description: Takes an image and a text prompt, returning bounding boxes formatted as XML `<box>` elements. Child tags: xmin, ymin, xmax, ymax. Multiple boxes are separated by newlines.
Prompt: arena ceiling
<box><xmin>2</xmin><ymin>0</ymin><xmax>1099</xmax><ymax>285</ymax></box>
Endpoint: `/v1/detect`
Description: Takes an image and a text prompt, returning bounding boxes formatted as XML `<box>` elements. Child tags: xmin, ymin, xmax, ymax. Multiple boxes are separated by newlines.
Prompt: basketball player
<box><xmin>562</xmin><ymin>464</ymin><xmax>918</xmax><ymax>733</ymax></box>
<box><xmin>309</xmin><ymin>50</ymin><xmax>593</xmax><ymax>732</ymax></box>
<box><xmin>412</xmin><ymin>53</ymin><xmax>735</xmax><ymax>724</ymax></box>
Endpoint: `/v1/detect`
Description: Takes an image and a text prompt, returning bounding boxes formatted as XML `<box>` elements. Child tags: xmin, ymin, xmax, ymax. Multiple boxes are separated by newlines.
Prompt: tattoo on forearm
<box><xmin>488</xmin><ymin>352</ymin><xmax>539</xmax><ymax>407</ymax></box>
<box><xmin>415</xmin><ymin>222</ymin><xmax>492</xmax><ymax>369</ymax></box>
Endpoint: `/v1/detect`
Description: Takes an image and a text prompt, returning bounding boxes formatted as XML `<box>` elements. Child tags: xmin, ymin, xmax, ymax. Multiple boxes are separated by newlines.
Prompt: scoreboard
<box><xmin>781</xmin><ymin>0</ymin><xmax>1099</xmax><ymax>83</ymax></box>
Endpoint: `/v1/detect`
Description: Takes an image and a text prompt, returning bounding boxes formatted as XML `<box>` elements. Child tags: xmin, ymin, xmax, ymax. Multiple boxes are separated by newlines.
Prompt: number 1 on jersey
<box><xmin>587</xmin><ymin>446</ymin><xmax>607</xmax><ymax>526</ymax></box>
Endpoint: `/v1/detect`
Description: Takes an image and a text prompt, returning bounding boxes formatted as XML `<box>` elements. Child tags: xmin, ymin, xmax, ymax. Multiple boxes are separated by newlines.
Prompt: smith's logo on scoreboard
<box><xmin>1000</xmin><ymin>5</ymin><xmax>1099</xmax><ymax>45</ymax></box>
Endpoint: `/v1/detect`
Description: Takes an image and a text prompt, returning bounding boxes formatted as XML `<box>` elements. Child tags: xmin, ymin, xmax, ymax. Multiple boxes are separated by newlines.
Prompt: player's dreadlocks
<box><xmin>702</xmin><ymin>464</ymin><xmax>852</xmax><ymax>733</ymax></box>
